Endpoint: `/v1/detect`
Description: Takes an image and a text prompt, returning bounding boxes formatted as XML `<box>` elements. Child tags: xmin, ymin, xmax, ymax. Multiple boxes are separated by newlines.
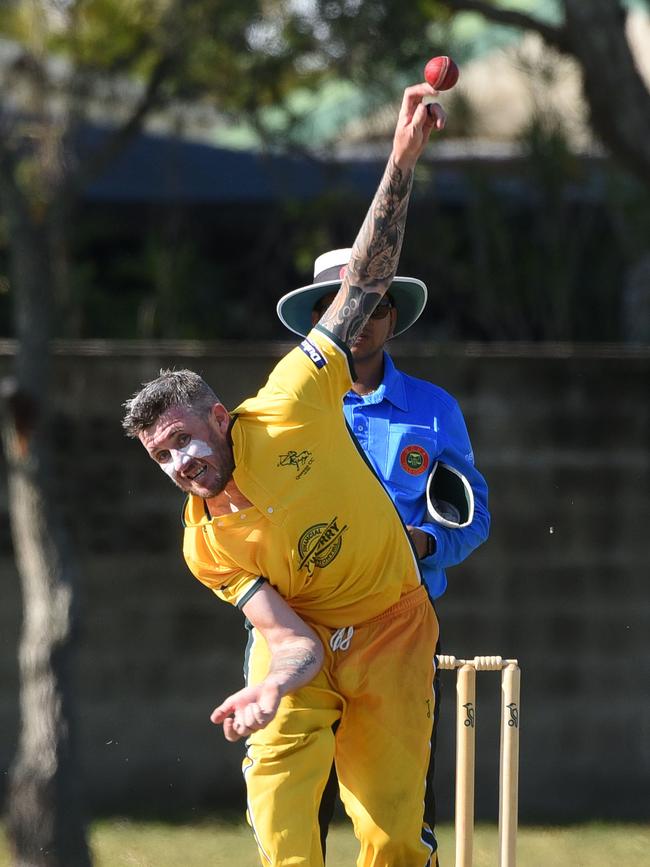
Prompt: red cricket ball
<box><xmin>424</xmin><ymin>56</ymin><xmax>459</xmax><ymax>91</ymax></box>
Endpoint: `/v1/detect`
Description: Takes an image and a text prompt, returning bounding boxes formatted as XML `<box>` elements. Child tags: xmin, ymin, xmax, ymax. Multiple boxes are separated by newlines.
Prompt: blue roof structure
<box><xmin>84</xmin><ymin>126</ymin><xmax>391</xmax><ymax>205</ymax></box>
<box><xmin>82</xmin><ymin>124</ymin><xmax>605</xmax><ymax>210</ymax></box>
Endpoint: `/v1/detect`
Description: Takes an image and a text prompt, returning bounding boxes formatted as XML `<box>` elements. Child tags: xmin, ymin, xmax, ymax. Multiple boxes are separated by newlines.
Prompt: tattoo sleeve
<box><xmin>318</xmin><ymin>155</ymin><xmax>414</xmax><ymax>346</ymax></box>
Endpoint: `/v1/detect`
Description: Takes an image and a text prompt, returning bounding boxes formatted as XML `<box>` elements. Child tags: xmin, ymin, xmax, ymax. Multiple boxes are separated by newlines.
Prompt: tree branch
<box><xmin>437</xmin><ymin>0</ymin><xmax>571</xmax><ymax>53</ymax></box>
<box><xmin>62</xmin><ymin>49</ymin><xmax>178</xmax><ymax>201</ymax></box>
<box><xmin>60</xmin><ymin>0</ymin><xmax>196</xmax><ymax>201</ymax></box>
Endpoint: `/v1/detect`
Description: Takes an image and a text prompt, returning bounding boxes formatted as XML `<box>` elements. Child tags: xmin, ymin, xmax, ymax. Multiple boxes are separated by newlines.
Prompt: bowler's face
<box><xmin>139</xmin><ymin>403</ymin><xmax>234</xmax><ymax>499</ymax></box>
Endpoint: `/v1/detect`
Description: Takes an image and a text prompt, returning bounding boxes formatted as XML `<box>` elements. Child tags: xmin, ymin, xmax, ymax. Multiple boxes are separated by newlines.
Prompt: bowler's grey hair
<box><xmin>122</xmin><ymin>369</ymin><xmax>220</xmax><ymax>438</ymax></box>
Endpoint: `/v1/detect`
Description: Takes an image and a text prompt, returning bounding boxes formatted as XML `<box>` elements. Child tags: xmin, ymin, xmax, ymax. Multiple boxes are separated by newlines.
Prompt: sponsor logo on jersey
<box><xmin>297</xmin><ymin>518</ymin><xmax>348</xmax><ymax>574</ymax></box>
<box><xmin>399</xmin><ymin>444</ymin><xmax>430</xmax><ymax>475</ymax></box>
<box><xmin>277</xmin><ymin>449</ymin><xmax>314</xmax><ymax>479</ymax></box>
<box><xmin>300</xmin><ymin>338</ymin><xmax>327</xmax><ymax>368</ymax></box>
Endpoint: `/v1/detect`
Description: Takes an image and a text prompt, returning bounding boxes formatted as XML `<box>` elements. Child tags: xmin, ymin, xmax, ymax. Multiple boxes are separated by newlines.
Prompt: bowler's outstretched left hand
<box><xmin>211</xmin><ymin>682</ymin><xmax>282</xmax><ymax>742</ymax></box>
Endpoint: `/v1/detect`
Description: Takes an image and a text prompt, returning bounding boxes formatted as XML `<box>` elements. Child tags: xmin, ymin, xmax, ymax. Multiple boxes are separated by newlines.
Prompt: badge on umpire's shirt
<box><xmin>400</xmin><ymin>444</ymin><xmax>430</xmax><ymax>475</ymax></box>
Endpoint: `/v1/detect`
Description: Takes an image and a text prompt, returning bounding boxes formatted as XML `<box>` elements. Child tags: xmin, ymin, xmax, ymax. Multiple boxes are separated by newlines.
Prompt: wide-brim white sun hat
<box><xmin>277</xmin><ymin>248</ymin><xmax>428</xmax><ymax>339</ymax></box>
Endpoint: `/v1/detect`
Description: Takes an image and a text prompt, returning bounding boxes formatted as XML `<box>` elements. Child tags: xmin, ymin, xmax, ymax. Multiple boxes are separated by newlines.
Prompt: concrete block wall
<box><xmin>1</xmin><ymin>341</ymin><xmax>648</xmax><ymax>821</ymax></box>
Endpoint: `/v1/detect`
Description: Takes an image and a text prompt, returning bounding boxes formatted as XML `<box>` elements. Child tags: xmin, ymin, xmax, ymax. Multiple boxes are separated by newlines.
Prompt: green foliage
<box><xmin>309</xmin><ymin>0</ymin><xmax>448</xmax><ymax>90</ymax></box>
<box><xmin>1</xmin><ymin>0</ymin><xmax>648</xmax><ymax>343</ymax></box>
<box><xmin>51</xmin><ymin>1</ymin><xmax>166</xmax><ymax>70</ymax></box>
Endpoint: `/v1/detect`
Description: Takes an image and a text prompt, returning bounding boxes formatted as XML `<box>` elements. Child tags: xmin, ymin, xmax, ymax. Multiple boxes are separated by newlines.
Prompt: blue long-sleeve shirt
<box><xmin>343</xmin><ymin>353</ymin><xmax>490</xmax><ymax>599</ymax></box>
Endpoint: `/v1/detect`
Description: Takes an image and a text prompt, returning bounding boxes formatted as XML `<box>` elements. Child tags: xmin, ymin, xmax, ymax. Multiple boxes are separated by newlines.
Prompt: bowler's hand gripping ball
<box><xmin>424</xmin><ymin>55</ymin><xmax>459</xmax><ymax>91</ymax></box>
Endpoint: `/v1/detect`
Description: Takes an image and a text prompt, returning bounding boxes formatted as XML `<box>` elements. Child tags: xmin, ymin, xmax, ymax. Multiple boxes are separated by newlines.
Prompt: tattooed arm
<box><xmin>210</xmin><ymin>583</ymin><xmax>324</xmax><ymax>742</ymax></box>
<box><xmin>319</xmin><ymin>83</ymin><xmax>446</xmax><ymax>347</ymax></box>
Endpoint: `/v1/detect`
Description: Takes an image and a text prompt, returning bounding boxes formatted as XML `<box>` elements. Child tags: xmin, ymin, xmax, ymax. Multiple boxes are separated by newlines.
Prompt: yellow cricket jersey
<box><xmin>182</xmin><ymin>326</ymin><xmax>424</xmax><ymax>628</ymax></box>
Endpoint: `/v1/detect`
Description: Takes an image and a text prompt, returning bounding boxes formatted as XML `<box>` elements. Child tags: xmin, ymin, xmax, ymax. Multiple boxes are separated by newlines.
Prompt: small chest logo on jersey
<box><xmin>298</xmin><ymin>518</ymin><xmax>348</xmax><ymax>574</ymax></box>
<box><xmin>278</xmin><ymin>449</ymin><xmax>314</xmax><ymax>479</ymax></box>
<box><xmin>300</xmin><ymin>338</ymin><xmax>326</xmax><ymax>368</ymax></box>
<box><xmin>400</xmin><ymin>444</ymin><xmax>430</xmax><ymax>475</ymax></box>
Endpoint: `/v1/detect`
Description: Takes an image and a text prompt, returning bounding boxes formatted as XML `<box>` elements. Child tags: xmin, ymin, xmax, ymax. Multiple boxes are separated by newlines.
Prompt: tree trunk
<box><xmin>0</xmin><ymin>195</ymin><xmax>91</xmax><ymax>867</ymax></box>
<box><xmin>563</xmin><ymin>0</ymin><xmax>650</xmax><ymax>188</ymax></box>
<box><xmin>442</xmin><ymin>0</ymin><xmax>650</xmax><ymax>187</ymax></box>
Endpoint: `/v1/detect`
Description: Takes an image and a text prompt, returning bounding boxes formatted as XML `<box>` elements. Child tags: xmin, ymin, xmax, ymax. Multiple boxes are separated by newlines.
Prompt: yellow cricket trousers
<box><xmin>242</xmin><ymin>585</ymin><xmax>439</xmax><ymax>866</ymax></box>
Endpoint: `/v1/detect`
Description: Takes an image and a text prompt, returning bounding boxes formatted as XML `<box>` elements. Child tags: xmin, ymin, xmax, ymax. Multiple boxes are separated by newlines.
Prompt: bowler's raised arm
<box><xmin>318</xmin><ymin>83</ymin><xmax>446</xmax><ymax>348</ymax></box>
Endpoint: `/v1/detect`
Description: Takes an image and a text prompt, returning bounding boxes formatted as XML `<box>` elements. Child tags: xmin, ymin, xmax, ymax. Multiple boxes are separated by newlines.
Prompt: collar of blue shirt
<box><xmin>347</xmin><ymin>352</ymin><xmax>409</xmax><ymax>410</ymax></box>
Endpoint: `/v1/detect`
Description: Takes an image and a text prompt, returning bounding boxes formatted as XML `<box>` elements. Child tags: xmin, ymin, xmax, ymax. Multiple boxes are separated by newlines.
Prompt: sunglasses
<box><xmin>313</xmin><ymin>296</ymin><xmax>394</xmax><ymax>320</ymax></box>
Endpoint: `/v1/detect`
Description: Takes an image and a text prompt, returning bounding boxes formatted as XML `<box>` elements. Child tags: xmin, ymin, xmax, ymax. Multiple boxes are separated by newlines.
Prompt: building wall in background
<box><xmin>0</xmin><ymin>342</ymin><xmax>648</xmax><ymax>821</ymax></box>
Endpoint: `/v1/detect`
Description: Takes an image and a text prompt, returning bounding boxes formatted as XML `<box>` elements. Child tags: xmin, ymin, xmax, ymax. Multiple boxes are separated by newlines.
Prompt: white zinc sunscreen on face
<box><xmin>161</xmin><ymin>439</ymin><xmax>212</xmax><ymax>477</ymax></box>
